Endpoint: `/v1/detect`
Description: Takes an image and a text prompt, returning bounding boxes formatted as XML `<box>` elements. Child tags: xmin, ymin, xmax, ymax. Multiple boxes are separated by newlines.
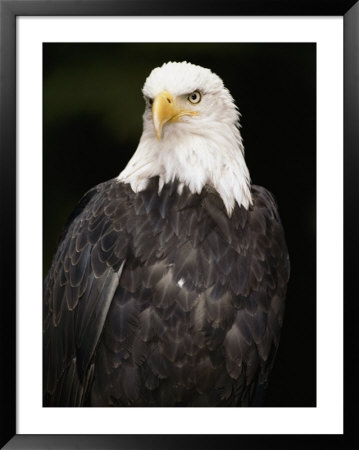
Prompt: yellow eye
<box><xmin>187</xmin><ymin>91</ymin><xmax>201</xmax><ymax>104</ymax></box>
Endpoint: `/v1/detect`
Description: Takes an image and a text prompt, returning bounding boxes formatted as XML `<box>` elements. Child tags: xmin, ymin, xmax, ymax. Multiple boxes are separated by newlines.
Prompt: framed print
<box><xmin>1</xmin><ymin>0</ymin><xmax>357</xmax><ymax>448</ymax></box>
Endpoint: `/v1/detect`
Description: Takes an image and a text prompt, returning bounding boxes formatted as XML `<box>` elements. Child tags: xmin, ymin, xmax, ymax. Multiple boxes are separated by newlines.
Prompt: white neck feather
<box><xmin>117</xmin><ymin>118</ymin><xmax>252</xmax><ymax>216</ymax></box>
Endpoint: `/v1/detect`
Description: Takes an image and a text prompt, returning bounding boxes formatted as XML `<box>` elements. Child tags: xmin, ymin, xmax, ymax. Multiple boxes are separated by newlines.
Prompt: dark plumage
<box><xmin>43</xmin><ymin>177</ymin><xmax>289</xmax><ymax>406</ymax></box>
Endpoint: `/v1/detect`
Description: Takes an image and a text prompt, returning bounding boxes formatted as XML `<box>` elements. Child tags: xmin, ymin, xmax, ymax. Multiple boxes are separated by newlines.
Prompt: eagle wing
<box><xmin>43</xmin><ymin>180</ymin><xmax>128</xmax><ymax>405</ymax></box>
<box><xmin>43</xmin><ymin>178</ymin><xmax>289</xmax><ymax>406</ymax></box>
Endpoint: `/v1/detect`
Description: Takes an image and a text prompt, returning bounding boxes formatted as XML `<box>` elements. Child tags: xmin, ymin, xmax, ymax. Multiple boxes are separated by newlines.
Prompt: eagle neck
<box><xmin>117</xmin><ymin>127</ymin><xmax>252</xmax><ymax>216</ymax></box>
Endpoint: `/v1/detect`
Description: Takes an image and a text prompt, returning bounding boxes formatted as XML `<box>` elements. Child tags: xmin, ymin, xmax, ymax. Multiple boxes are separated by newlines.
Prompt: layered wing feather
<box><xmin>43</xmin><ymin>177</ymin><xmax>289</xmax><ymax>406</ymax></box>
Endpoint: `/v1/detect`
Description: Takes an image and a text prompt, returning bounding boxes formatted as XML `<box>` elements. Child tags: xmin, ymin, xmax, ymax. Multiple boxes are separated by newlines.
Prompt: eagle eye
<box><xmin>145</xmin><ymin>96</ymin><xmax>153</xmax><ymax>107</ymax></box>
<box><xmin>187</xmin><ymin>91</ymin><xmax>201</xmax><ymax>104</ymax></box>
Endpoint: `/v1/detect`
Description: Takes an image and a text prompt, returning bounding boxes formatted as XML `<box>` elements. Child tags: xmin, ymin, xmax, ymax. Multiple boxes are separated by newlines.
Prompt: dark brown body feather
<box><xmin>43</xmin><ymin>177</ymin><xmax>289</xmax><ymax>406</ymax></box>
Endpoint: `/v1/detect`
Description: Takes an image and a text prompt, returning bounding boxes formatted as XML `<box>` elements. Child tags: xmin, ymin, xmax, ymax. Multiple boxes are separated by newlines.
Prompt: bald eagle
<box><xmin>43</xmin><ymin>61</ymin><xmax>290</xmax><ymax>407</ymax></box>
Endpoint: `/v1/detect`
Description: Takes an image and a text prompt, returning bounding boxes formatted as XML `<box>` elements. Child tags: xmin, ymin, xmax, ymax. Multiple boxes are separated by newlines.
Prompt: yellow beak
<box><xmin>152</xmin><ymin>90</ymin><xmax>199</xmax><ymax>140</ymax></box>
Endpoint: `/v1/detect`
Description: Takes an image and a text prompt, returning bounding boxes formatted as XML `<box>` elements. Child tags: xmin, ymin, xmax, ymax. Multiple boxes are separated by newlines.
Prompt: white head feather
<box><xmin>118</xmin><ymin>61</ymin><xmax>252</xmax><ymax>215</ymax></box>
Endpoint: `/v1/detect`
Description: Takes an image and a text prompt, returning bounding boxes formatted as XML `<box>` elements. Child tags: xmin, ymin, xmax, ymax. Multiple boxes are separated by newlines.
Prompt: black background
<box><xmin>43</xmin><ymin>43</ymin><xmax>316</xmax><ymax>407</ymax></box>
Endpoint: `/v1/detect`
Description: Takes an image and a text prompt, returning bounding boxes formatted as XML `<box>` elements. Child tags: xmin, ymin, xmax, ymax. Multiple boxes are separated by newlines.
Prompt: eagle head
<box><xmin>118</xmin><ymin>61</ymin><xmax>252</xmax><ymax>214</ymax></box>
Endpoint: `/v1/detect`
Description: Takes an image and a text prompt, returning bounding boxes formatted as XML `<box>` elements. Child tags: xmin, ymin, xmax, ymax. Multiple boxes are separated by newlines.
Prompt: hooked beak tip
<box><xmin>154</xmin><ymin>121</ymin><xmax>162</xmax><ymax>141</ymax></box>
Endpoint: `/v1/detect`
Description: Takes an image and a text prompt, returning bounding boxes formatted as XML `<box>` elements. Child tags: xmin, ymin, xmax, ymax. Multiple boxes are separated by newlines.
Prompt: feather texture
<box><xmin>43</xmin><ymin>177</ymin><xmax>289</xmax><ymax>406</ymax></box>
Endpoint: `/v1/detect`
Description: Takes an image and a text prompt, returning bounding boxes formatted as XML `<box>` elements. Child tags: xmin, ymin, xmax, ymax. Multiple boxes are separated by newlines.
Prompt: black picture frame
<box><xmin>1</xmin><ymin>0</ymin><xmax>357</xmax><ymax>448</ymax></box>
